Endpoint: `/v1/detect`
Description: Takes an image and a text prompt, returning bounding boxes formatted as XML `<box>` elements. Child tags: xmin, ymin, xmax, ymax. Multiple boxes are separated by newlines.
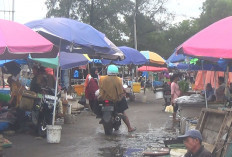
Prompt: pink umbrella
<box><xmin>176</xmin><ymin>16</ymin><xmax>232</xmax><ymax>59</ymax></box>
<box><xmin>138</xmin><ymin>66</ymin><xmax>167</xmax><ymax>72</ymax></box>
<box><xmin>0</xmin><ymin>19</ymin><xmax>58</xmax><ymax>60</ymax></box>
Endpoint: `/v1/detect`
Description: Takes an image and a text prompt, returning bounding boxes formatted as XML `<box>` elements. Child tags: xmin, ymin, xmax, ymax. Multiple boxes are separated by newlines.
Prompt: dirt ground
<box><xmin>3</xmin><ymin>90</ymin><xmax>177</xmax><ymax>157</ymax></box>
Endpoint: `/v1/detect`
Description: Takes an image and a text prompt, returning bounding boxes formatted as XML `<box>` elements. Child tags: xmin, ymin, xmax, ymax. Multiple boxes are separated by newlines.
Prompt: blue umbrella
<box><xmin>0</xmin><ymin>59</ymin><xmax>27</xmax><ymax>67</ymax></box>
<box><xmin>25</xmin><ymin>18</ymin><xmax>124</xmax><ymax>60</ymax></box>
<box><xmin>30</xmin><ymin>52</ymin><xmax>90</xmax><ymax>70</ymax></box>
<box><xmin>102</xmin><ymin>46</ymin><xmax>147</xmax><ymax>65</ymax></box>
<box><xmin>166</xmin><ymin>50</ymin><xmax>186</xmax><ymax>63</ymax></box>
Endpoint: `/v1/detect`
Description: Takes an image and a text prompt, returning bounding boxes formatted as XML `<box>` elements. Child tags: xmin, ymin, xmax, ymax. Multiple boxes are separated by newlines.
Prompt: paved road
<box><xmin>4</xmin><ymin>91</ymin><xmax>176</xmax><ymax>157</ymax></box>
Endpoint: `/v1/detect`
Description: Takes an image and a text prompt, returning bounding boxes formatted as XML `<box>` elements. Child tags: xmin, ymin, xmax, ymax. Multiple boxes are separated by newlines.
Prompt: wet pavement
<box><xmin>3</xmin><ymin>90</ymin><xmax>179</xmax><ymax>157</ymax></box>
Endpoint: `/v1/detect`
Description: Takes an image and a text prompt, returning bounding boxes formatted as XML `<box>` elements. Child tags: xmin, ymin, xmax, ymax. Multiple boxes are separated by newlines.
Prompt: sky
<box><xmin>0</xmin><ymin>0</ymin><xmax>205</xmax><ymax>24</ymax></box>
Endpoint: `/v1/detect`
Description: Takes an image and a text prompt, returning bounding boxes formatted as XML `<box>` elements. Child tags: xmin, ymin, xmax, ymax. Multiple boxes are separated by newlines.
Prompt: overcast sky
<box><xmin>0</xmin><ymin>0</ymin><xmax>205</xmax><ymax>24</ymax></box>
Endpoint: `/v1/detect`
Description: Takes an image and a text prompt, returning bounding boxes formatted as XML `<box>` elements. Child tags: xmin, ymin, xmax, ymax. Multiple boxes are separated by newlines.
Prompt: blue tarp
<box><xmin>176</xmin><ymin>63</ymin><xmax>232</xmax><ymax>72</ymax></box>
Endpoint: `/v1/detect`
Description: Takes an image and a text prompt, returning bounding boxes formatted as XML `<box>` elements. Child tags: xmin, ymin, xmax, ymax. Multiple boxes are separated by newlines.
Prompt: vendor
<box><xmin>215</xmin><ymin>77</ymin><xmax>225</xmax><ymax>102</ymax></box>
<box><xmin>30</xmin><ymin>65</ymin><xmax>56</xmax><ymax>94</ymax></box>
<box><xmin>202</xmin><ymin>83</ymin><xmax>215</xmax><ymax>102</ymax></box>
<box><xmin>7</xmin><ymin>76</ymin><xmax>25</xmax><ymax>108</ymax></box>
<box><xmin>171</xmin><ymin>74</ymin><xmax>181</xmax><ymax>122</ymax></box>
<box><xmin>178</xmin><ymin>129</ymin><xmax>212</xmax><ymax>157</ymax></box>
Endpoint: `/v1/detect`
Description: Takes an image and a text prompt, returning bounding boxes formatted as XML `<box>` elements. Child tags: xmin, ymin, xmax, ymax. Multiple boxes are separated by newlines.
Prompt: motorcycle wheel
<box><xmin>37</xmin><ymin>117</ymin><xmax>47</xmax><ymax>137</ymax></box>
<box><xmin>103</xmin><ymin>122</ymin><xmax>113</xmax><ymax>135</ymax></box>
<box><xmin>113</xmin><ymin>123</ymin><xmax>121</xmax><ymax>131</ymax></box>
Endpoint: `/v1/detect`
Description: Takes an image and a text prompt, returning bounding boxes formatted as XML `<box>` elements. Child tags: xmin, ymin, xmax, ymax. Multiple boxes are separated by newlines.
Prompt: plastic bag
<box><xmin>165</xmin><ymin>105</ymin><xmax>173</xmax><ymax>113</ymax></box>
<box><xmin>78</xmin><ymin>95</ymin><xmax>86</xmax><ymax>106</ymax></box>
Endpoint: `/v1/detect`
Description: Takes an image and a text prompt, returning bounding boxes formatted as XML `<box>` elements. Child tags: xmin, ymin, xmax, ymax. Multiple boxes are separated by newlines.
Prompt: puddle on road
<box><xmin>98</xmin><ymin>120</ymin><xmax>179</xmax><ymax>156</ymax></box>
<box><xmin>98</xmin><ymin>145</ymin><xmax>126</xmax><ymax>157</ymax></box>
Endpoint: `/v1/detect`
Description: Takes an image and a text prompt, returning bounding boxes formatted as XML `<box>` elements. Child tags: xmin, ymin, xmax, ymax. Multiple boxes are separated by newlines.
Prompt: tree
<box><xmin>125</xmin><ymin>0</ymin><xmax>173</xmax><ymax>50</ymax></box>
<box><xmin>45</xmin><ymin>0</ymin><xmax>133</xmax><ymax>45</ymax></box>
<box><xmin>198</xmin><ymin>0</ymin><xmax>232</xmax><ymax>29</ymax></box>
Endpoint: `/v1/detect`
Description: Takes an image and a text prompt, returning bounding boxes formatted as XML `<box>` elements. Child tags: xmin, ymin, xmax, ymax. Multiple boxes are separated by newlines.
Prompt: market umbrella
<box><xmin>176</xmin><ymin>16</ymin><xmax>232</xmax><ymax>59</ymax></box>
<box><xmin>166</xmin><ymin>50</ymin><xmax>186</xmax><ymax>63</ymax></box>
<box><xmin>0</xmin><ymin>19</ymin><xmax>58</xmax><ymax>60</ymax></box>
<box><xmin>25</xmin><ymin>18</ymin><xmax>124</xmax><ymax>60</ymax></box>
<box><xmin>102</xmin><ymin>46</ymin><xmax>147</xmax><ymax>65</ymax></box>
<box><xmin>140</xmin><ymin>51</ymin><xmax>166</xmax><ymax>65</ymax></box>
<box><xmin>138</xmin><ymin>66</ymin><xmax>167</xmax><ymax>72</ymax></box>
<box><xmin>0</xmin><ymin>60</ymin><xmax>27</xmax><ymax>67</ymax></box>
<box><xmin>31</xmin><ymin>52</ymin><xmax>90</xmax><ymax>70</ymax></box>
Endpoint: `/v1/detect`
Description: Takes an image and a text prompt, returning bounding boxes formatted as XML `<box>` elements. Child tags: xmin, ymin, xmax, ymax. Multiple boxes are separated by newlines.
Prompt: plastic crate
<box><xmin>132</xmin><ymin>82</ymin><xmax>141</xmax><ymax>93</ymax></box>
<box><xmin>0</xmin><ymin>93</ymin><xmax>11</xmax><ymax>102</ymax></box>
<box><xmin>74</xmin><ymin>85</ymin><xmax>85</xmax><ymax>96</ymax></box>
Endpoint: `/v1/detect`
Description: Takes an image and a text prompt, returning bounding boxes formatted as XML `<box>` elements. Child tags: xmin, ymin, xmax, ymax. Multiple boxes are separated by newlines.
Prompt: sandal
<box><xmin>128</xmin><ymin>127</ymin><xmax>136</xmax><ymax>133</ymax></box>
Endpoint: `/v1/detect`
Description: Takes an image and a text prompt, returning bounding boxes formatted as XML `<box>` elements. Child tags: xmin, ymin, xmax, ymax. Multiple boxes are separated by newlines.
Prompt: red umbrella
<box><xmin>176</xmin><ymin>16</ymin><xmax>232</xmax><ymax>59</ymax></box>
<box><xmin>138</xmin><ymin>66</ymin><xmax>167</xmax><ymax>72</ymax></box>
<box><xmin>0</xmin><ymin>19</ymin><xmax>58</xmax><ymax>60</ymax></box>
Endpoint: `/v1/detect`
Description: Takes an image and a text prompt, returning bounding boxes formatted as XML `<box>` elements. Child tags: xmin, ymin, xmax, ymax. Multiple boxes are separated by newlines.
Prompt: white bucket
<box><xmin>67</xmin><ymin>104</ymin><xmax>72</xmax><ymax>114</ymax></box>
<box><xmin>46</xmin><ymin>125</ymin><xmax>62</xmax><ymax>143</ymax></box>
<box><xmin>155</xmin><ymin>91</ymin><xmax>163</xmax><ymax>99</ymax></box>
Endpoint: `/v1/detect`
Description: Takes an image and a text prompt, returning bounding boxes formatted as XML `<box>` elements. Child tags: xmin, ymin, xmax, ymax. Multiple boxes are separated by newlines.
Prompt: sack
<box><xmin>78</xmin><ymin>95</ymin><xmax>86</xmax><ymax>106</ymax></box>
<box><xmin>165</xmin><ymin>105</ymin><xmax>173</xmax><ymax>113</ymax></box>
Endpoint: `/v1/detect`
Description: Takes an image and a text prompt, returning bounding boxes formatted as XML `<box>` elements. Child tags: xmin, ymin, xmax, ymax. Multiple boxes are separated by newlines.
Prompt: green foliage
<box><xmin>178</xmin><ymin>80</ymin><xmax>189</xmax><ymax>93</ymax></box>
<box><xmin>198</xmin><ymin>0</ymin><xmax>232</xmax><ymax>29</ymax></box>
<box><xmin>44</xmin><ymin>0</ymin><xmax>232</xmax><ymax>60</ymax></box>
<box><xmin>45</xmin><ymin>0</ymin><xmax>134</xmax><ymax>45</ymax></box>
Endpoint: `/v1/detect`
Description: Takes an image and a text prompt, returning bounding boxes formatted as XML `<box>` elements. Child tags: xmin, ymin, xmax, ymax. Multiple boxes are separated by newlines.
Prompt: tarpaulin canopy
<box><xmin>176</xmin><ymin>16</ymin><xmax>232</xmax><ymax>59</ymax></box>
<box><xmin>0</xmin><ymin>19</ymin><xmax>58</xmax><ymax>60</ymax></box>
<box><xmin>194</xmin><ymin>71</ymin><xmax>232</xmax><ymax>90</ymax></box>
<box><xmin>31</xmin><ymin>52</ymin><xmax>90</xmax><ymax>70</ymax></box>
<box><xmin>101</xmin><ymin>46</ymin><xmax>147</xmax><ymax>65</ymax></box>
<box><xmin>138</xmin><ymin>66</ymin><xmax>167</xmax><ymax>72</ymax></box>
<box><xmin>25</xmin><ymin>18</ymin><xmax>124</xmax><ymax>60</ymax></box>
<box><xmin>140</xmin><ymin>51</ymin><xmax>165</xmax><ymax>65</ymax></box>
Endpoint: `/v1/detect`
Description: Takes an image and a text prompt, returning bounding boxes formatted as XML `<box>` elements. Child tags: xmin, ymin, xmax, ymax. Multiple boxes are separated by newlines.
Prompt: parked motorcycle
<box><xmin>99</xmin><ymin>100</ymin><xmax>124</xmax><ymax>135</ymax></box>
<box><xmin>29</xmin><ymin>88</ymin><xmax>60</xmax><ymax>137</ymax></box>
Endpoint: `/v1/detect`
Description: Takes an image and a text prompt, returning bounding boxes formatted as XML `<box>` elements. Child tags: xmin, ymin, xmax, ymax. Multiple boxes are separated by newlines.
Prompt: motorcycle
<box><xmin>163</xmin><ymin>82</ymin><xmax>171</xmax><ymax>109</ymax></box>
<box><xmin>99</xmin><ymin>100</ymin><xmax>124</xmax><ymax>135</ymax></box>
<box><xmin>30</xmin><ymin>88</ymin><xmax>60</xmax><ymax>137</ymax></box>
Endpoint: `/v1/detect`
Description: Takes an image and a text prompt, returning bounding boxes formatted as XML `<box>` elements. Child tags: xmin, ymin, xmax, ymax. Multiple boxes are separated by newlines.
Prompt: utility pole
<box><xmin>0</xmin><ymin>0</ymin><xmax>15</xmax><ymax>21</ymax></box>
<box><xmin>133</xmin><ymin>2</ymin><xmax>137</xmax><ymax>50</ymax></box>
<box><xmin>134</xmin><ymin>0</ymin><xmax>138</xmax><ymax>80</ymax></box>
<box><xmin>12</xmin><ymin>0</ymin><xmax>15</xmax><ymax>21</ymax></box>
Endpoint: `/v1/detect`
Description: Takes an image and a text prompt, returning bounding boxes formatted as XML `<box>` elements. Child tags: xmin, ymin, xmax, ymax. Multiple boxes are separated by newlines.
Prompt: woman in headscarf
<box><xmin>85</xmin><ymin>67</ymin><xmax>100</xmax><ymax>114</ymax></box>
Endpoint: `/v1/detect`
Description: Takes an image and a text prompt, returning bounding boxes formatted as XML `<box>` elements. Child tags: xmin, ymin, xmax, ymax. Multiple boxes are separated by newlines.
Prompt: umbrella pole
<box><xmin>214</xmin><ymin>70</ymin><xmax>217</xmax><ymax>92</ymax></box>
<box><xmin>52</xmin><ymin>39</ymin><xmax>61</xmax><ymax>126</ymax></box>
<box><xmin>152</xmin><ymin>72</ymin><xmax>154</xmax><ymax>89</ymax></box>
<box><xmin>122</xmin><ymin>66</ymin><xmax>124</xmax><ymax>80</ymax></box>
<box><xmin>202</xmin><ymin>61</ymin><xmax>208</xmax><ymax>108</ymax></box>
<box><xmin>1</xmin><ymin>70</ymin><xmax>4</xmax><ymax>88</ymax></box>
<box><xmin>225</xmin><ymin>64</ymin><xmax>230</xmax><ymax>105</ymax></box>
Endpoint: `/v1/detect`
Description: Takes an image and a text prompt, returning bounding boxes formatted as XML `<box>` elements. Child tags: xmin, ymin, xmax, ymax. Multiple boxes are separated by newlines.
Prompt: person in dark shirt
<box><xmin>30</xmin><ymin>65</ymin><xmax>55</xmax><ymax>94</ymax></box>
<box><xmin>178</xmin><ymin>130</ymin><xmax>212</xmax><ymax>157</ymax></box>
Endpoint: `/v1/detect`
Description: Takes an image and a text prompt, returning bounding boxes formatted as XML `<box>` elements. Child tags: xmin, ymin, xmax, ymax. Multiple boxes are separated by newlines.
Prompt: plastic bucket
<box><xmin>155</xmin><ymin>91</ymin><xmax>163</xmax><ymax>99</ymax></box>
<box><xmin>67</xmin><ymin>104</ymin><xmax>72</xmax><ymax>114</ymax></box>
<box><xmin>46</xmin><ymin>125</ymin><xmax>62</xmax><ymax>143</ymax></box>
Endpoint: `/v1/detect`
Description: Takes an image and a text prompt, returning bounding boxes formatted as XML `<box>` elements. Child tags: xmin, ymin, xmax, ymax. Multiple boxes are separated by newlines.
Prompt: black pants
<box><xmin>89</xmin><ymin>100</ymin><xmax>102</xmax><ymax>116</ymax></box>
